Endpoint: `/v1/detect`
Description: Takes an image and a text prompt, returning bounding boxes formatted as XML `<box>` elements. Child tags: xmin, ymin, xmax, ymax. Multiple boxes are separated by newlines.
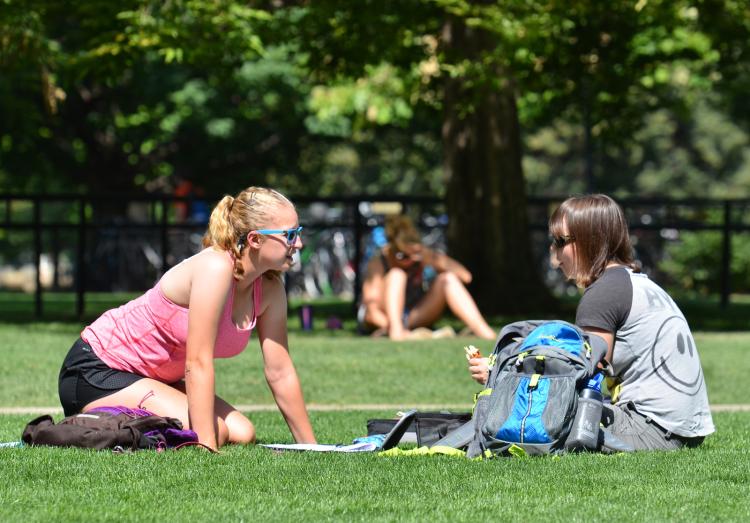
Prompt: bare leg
<box><xmin>383</xmin><ymin>267</ymin><xmax>409</xmax><ymax>340</ymax></box>
<box><xmin>363</xmin><ymin>305</ymin><xmax>389</xmax><ymax>337</ymax></box>
<box><xmin>362</xmin><ymin>303</ymin><xmax>388</xmax><ymax>331</ymax></box>
<box><xmin>83</xmin><ymin>378</ymin><xmax>255</xmax><ymax>446</ymax></box>
<box><xmin>171</xmin><ymin>381</ymin><xmax>255</xmax><ymax>445</ymax></box>
<box><xmin>409</xmin><ymin>272</ymin><xmax>495</xmax><ymax>340</ymax></box>
<box><xmin>405</xmin><ymin>280</ymin><xmax>447</xmax><ymax>328</ymax></box>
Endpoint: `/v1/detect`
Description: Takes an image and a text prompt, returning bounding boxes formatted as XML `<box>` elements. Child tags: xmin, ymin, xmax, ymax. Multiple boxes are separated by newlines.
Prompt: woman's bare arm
<box><xmin>423</xmin><ymin>248</ymin><xmax>472</xmax><ymax>284</ymax></box>
<box><xmin>185</xmin><ymin>252</ymin><xmax>234</xmax><ymax>449</ymax></box>
<box><xmin>257</xmin><ymin>276</ymin><xmax>316</xmax><ymax>443</ymax></box>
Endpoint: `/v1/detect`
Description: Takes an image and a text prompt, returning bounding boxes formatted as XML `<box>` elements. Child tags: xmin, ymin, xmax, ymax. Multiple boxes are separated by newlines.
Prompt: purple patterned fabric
<box><xmin>88</xmin><ymin>405</ymin><xmax>198</xmax><ymax>447</ymax></box>
<box><xmin>89</xmin><ymin>406</ymin><xmax>155</xmax><ymax>418</ymax></box>
<box><xmin>144</xmin><ymin>428</ymin><xmax>198</xmax><ymax>447</ymax></box>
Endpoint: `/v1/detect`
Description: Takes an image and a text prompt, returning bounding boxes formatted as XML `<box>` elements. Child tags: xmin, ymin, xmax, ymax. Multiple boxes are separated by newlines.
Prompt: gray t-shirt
<box><xmin>576</xmin><ymin>267</ymin><xmax>714</xmax><ymax>437</ymax></box>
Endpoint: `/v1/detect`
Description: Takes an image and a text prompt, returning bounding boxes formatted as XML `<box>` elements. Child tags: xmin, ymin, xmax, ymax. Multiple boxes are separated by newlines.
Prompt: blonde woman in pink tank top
<box><xmin>58</xmin><ymin>187</ymin><xmax>316</xmax><ymax>450</ymax></box>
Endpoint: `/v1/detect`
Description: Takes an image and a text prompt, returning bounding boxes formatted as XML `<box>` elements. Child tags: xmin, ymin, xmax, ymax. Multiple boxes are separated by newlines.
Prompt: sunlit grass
<box><xmin>1</xmin><ymin>313</ymin><xmax>748</xmax><ymax>522</ymax></box>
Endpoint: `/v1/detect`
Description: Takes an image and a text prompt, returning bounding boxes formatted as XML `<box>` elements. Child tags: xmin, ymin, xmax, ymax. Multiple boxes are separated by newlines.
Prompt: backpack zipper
<box><xmin>519</xmin><ymin>374</ymin><xmax>540</xmax><ymax>444</ymax></box>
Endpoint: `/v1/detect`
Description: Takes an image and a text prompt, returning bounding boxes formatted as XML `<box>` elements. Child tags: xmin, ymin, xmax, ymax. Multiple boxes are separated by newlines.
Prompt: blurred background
<box><xmin>1</xmin><ymin>1</ymin><xmax>749</xmax><ymax>322</ymax></box>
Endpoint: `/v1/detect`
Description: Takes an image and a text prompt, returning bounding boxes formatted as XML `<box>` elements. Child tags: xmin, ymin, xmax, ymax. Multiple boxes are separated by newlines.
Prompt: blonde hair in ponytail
<box><xmin>202</xmin><ymin>187</ymin><xmax>294</xmax><ymax>276</ymax></box>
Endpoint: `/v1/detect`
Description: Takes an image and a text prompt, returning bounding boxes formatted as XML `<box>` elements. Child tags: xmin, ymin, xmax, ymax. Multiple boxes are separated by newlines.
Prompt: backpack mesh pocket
<box><xmin>481</xmin><ymin>372</ymin><xmax>578</xmax><ymax>447</ymax></box>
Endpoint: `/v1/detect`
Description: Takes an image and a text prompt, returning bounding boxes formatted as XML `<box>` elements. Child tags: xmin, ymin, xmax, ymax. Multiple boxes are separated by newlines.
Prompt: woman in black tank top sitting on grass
<box><xmin>360</xmin><ymin>215</ymin><xmax>495</xmax><ymax>341</ymax></box>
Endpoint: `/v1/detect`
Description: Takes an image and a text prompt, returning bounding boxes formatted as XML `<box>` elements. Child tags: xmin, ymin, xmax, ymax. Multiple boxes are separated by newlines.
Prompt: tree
<box><xmin>289</xmin><ymin>1</ymin><xmax>553</xmax><ymax>311</ymax></box>
<box><xmin>291</xmin><ymin>0</ymin><xmax>738</xmax><ymax>311</ymax></box>
<box><xmin>0</xmin><ymin>0</ymin><xmax>282</xmax><ymax>197</ymax></box>
<box><xmin>440</xmin><ymin>9</ymin><xmax>553</xmax><ymax>311</ymax></box>
<box><xmin>0</xmin><ymin>1</ymin><xmax>444</xmax><ymax>198</ymax></box>
<box><xmin>3</xmin><ymin>0</ymin><xmax>749</xmax><ymax>311</ymax></box>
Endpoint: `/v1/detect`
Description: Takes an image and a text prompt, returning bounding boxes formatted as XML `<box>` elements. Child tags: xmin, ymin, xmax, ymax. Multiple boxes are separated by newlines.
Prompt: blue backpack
<box><xmin>437</xmin><ymin>320</ymin><xmax>608</xmax><ymax>457</ymax></box>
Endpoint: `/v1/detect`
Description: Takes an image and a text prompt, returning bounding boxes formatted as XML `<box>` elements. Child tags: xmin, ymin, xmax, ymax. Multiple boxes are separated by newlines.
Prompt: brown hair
<box><xmin>202</xmin><ymin>187</ymin><xmax>294</xmax><ymax>276</ymax></box>
<box><xmin>384</xmin><ymin>215</ymin><xmax>421</xmax><ymax>252</ymax></box>
<box><xmin>549</xmin><ymin>194</ymin><xmax>639</xmax><ymax>287</ymax></box>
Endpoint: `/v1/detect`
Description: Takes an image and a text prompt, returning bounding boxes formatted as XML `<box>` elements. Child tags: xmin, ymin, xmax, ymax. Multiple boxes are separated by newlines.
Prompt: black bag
<box><xmin>367</xmin><ymin>412</ymin><xmax>471</xmax><ymax>447</ymax></box>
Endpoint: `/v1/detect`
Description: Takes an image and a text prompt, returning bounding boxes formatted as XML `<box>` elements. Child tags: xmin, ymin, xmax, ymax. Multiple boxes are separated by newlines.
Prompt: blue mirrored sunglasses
<box><xmin>254</xmin><ymin>226</ymin><xmax>303</xmax><ymax>245</ymax></box>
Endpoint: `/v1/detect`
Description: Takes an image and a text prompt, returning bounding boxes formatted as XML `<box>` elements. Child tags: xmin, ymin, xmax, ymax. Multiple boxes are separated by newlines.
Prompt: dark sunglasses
<box><xmin>394</xmin><ymin>250</ymin><xmax>422</xmax><ymax>261</ymax></box>
<box><xmin>551</xmin><ymin>234</ymin><xmax>575</xmax><ymax>249</ymax></box>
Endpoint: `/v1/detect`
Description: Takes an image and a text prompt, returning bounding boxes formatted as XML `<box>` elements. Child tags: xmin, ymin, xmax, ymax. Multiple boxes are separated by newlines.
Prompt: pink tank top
<box><xmin>82</xmin><ymin>272</ymin><xmax>262</xmax><ymax>383</ymax></box>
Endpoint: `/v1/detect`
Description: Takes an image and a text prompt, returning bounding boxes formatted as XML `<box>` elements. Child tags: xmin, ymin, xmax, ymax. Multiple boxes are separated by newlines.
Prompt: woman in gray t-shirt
<box><xmin>468</xmin><ymin>194</ymin><xmax>714</xmax><ymax>451</ymax></box>
<box><xmin>549</xmin><ymin>194</ymin><xmax>714</xmax><ymax>450</ymax></box>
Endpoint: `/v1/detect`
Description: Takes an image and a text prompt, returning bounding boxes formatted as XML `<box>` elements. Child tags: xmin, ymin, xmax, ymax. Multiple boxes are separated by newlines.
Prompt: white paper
<box><xmin>260</xmin><ymin>442</ymin><xmax>378</xmax><ymax>453</ymax></box>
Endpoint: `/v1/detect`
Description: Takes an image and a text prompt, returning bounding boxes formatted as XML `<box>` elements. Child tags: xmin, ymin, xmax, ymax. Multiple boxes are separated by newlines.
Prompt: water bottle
<box><xmin>299</xmin><ymin>304</ymin><xmax>314</xmax><ymax>331</ymax></box>
<box><xmin>565</xmin><ymin>373</ymin><xmax>604</xmax><ymax>451</ymax></box>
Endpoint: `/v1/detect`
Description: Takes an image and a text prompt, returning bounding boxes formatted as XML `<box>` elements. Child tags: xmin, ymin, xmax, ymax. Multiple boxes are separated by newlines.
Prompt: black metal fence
<box><xmin>1</xmin><ymin>193</ymin><xmax>749</xmax><ymax>318</ymax></box>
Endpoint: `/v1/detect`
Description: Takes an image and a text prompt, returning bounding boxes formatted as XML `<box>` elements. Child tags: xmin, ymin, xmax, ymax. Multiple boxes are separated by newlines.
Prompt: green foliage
<box><xmin>112</xmin><ymin>0</ymin><xmax>269</xmax><ymax>66</ymax></box>
<box><xmin>2</xmin><ymin>0</ymin><xmax>750</xmax><ymax>199</ymax></box>
<box><xmin>660</xmin><ymin>232</ymin><xmax>750</xmax><ymax>294</ymax></box>
<box><xmin>306</xmin><ymin>64</ymin><xmax>415</xmax><ymax>137</ymax></box>
<box><xmin>524</xmin><ymin>94</ymin><xmax>750</xmax><ymax>196</ymax></box>
<box><xmin>694</xmin><ymin>0</ymin><xmax>750</xmax><ymax>119</ymax></box>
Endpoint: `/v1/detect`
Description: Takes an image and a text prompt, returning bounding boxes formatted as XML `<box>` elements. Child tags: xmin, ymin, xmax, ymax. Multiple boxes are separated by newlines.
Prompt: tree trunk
<box><xmin>441</xmin><ymin>16</ymin><xmax>555</xmax><ymax>314</ymax></box>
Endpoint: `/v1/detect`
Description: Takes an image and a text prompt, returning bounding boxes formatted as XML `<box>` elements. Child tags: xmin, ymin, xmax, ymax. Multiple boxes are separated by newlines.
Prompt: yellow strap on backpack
<box><xmin>379</xmin><ymin>446</ymin><xmax>467</xmax><ymax>458</ymax></box>
<box><xmin>584</xmin><ymin>340</ymin><xmax>592</xmax><ymax>358</ymax></box>
<box><xmin>508</xmin><ymin>444</ymin><xmax>528</xmax><ymax>458</ymax></box>
<box><xmin>472</xmin><ymin>388</ymin><xmax>492</xmax><ymax>414</ymax></box>
<box><xmin>473</xmin><ymin>388</ymin><xmax>492</xmax><ymax>403</ymax></box>
<box><xmin>605</xmin><ymin>377</ymin><xmax>622</xmax><ymax>403</ymax></box>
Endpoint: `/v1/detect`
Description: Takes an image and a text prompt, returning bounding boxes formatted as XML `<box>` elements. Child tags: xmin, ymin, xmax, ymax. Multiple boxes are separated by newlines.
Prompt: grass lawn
<box><xmin>1</xmin><ymin>321</ymin><xmax>749</xmax><ymax>522</ymax></box>
<box><xmin>1</xmin><ymin>411</ymin><xmax>748</xmax><ymax>522</ymax></box>
<box><xmin>0</xmin><ymin>323</ymin><xmax>747</xmax><ymax>408</ymax></box>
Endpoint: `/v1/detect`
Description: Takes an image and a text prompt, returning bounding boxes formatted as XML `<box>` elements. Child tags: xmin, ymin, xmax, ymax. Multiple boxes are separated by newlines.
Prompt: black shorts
<box><xmin>58</xmin><ymin>338</ymin><xmax>144</xmax><ymax>416</ymax></box>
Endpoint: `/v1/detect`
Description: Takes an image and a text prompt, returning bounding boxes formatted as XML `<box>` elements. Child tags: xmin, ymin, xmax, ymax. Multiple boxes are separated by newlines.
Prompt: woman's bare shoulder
<box><xmin>160</xmin><ymin>248</ymin><xmax>233</xmax><ymax>304</ymax></box>
<box><xmin>193</xmin><ymin>248</ymin><xmax>233</xmax><ymax>272</ymax></box>
<box><xmin>170</xmin><ymin>248</ymin><xmax>233</xmax><ymax>281</ymax></box>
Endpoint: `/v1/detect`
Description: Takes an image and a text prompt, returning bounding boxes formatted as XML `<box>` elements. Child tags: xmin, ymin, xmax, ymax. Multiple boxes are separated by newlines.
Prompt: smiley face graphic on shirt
<box><xmin>650</xmin><ymin>315</ymin><xmax>705</xmax><ymax>396</ymax></box>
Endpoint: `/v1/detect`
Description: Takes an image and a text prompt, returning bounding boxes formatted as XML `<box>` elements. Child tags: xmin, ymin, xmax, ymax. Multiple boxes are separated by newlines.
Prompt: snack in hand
<box><xmin>464</xmin><ymin>345</ymin><xmax>482</xmax><ymax>360</ymax></box>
